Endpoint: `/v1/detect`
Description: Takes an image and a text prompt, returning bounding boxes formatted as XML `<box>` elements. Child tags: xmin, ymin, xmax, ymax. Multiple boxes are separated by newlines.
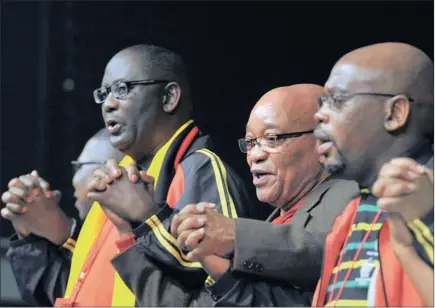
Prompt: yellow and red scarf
<box><xmin>63</xmin><ymin>120</ymin><xmax>198</xmax><ymax>306</ymax></box>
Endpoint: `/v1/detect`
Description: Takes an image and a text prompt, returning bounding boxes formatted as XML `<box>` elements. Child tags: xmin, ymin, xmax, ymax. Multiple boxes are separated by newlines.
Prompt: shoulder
<box><xmin>321</xmin><ymin>178</ymin><xmax>360</xmax><ymax>205</ymax></box>
<box><xmin>180</xmin><ymin>148</ymin><xmax>222</xmax><ymax>172</ymax></box>
<box><xmin>180</xmin><ymin>148</ymin><xmax>237</xmax><ymax>177</ymax></box>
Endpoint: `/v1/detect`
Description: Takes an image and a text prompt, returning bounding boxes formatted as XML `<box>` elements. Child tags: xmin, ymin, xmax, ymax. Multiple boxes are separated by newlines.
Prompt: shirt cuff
<box><xmin>115</xmin><ymin>233</ymin><xmax>137</xmax><ymax>253</ymax></box>
<box><xmin>132</xmin><ymin>204</ymin><xmax>175</xmax><ymax>238</ymax></box>
<box><xmin>205</xmin><ymin>269</ymin><xmax>238</xmax><ymax>301</ymax></box>
<box><xmin>8</xmin><ymin>218</ymin><xmax>80</xmax><ymax>254</ymax></box>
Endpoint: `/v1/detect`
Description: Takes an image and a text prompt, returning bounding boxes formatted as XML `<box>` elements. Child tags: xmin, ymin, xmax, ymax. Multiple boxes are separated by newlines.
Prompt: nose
<box><xmin>102</xmin><ymin>93</ymin><xmax>119</xmax><ymax>113</ymax></box>
<box><xmin>247</xmin><ymin>143</ymin><xmax>268</xmax><ymax>165</ymax></box>
<box><xmin>314</xmin><ymin>107</ymin><xmax>329</xmax><ymax>125</ymax></box>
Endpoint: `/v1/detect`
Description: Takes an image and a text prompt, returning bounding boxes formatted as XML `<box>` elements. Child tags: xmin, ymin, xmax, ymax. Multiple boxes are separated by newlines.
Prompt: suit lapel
<box><xmin>265</xmin><ymin>179</ymin><xmax>337</xmax><ymax>225</ymax></box>
<box><xmin>266</xmin><ymin>207</ymin><xmax>280</xmax><ymax>222</ymax></box>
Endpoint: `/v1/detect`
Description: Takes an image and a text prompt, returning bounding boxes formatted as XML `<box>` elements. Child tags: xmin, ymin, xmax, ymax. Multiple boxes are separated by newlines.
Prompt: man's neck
<box><xmin>132</xmin><ymin>117</ymin><xmax>190</xmax><ymax>166</ymax></box>
<box><xmin>281</xmin><ymin>170</ymin><xmax>329</xmax><ymax>212</ymax></box>
<box><xmin>358</xmin><ymin>139</ymin><xmax>432</xmax><ymax>188</ymax></box>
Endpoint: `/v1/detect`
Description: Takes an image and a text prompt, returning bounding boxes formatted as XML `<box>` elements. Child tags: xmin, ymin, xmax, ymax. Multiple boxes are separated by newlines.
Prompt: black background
<box><xmin>1</xmin><ymin>1</ymin><xmax>433</xmax><ymax>237</ymax></box>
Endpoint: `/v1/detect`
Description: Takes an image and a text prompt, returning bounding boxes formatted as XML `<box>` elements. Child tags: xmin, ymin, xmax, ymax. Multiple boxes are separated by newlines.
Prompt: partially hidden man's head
<box><xmin>72</xmin><ymin>128</ymin><xmax>124</xmax><ymax>220</ymax></box>
<box><xmin>314</xmin><ymin>42</ymin><xmax>434</xmax><ymax>184</ymax></box>
<box><xmin>95</xmin><ymin>44</ymin><xmax>193</xmax><ymax>160</ymax></box>
<box><xmin>242</xmin><ymin>84</ymin><xmax>328</xmax><ymax>210</ymax></box>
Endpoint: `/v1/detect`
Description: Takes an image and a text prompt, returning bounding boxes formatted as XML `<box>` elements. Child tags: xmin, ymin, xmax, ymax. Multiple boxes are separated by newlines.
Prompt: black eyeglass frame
<box><xmin>318</xmin><ymin>92</ymin><xmax>415</xmax><ymax>108</ymax></box>
<box><xmin>238</xmin><ymin>129</ymin><xmax>314</xmax><ymax>153</ymax></box>
<box><xmin>93</xmin><ymin>79</ymin><xmax>171</xmax><ymax>104</ymax></box>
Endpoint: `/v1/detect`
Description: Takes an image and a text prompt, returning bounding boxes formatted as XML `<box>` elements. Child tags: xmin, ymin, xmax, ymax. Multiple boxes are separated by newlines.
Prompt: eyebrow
<box><xmin>245</xmin><ymin>123</ymin><xmax>279</xmax><ymax>133</ymax></box>
<box><xmin>325</xmin><ymin>86</ymin><xmax>348</xmax><ymax>94</ymax></box>
<box><xmin>102</xmin><ymin>78</ymin><xmax>126</xmax><ymax>87</ymax></box>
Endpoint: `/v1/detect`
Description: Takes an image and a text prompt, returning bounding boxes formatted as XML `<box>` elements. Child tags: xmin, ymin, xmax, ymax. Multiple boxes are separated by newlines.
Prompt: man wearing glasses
<box><xmin>2</xmin><ymin>44</ymin><xmax>252</xmax><ymax>306</ymax></box>
<box><xmin>105</xmin><ymin>84</ymin><xmax>360</xmax><ymax>306</ymax></box>
<box><xmin>71</xmin><ymin>128</ymin><xmax>124</xmax><ymax>220</ymax></box>
<box><xmin>312</xmin><ymin>42</ymin><xmax>433</xmax><ymax>307</ymax></box>
<box><xmin>2</xmin><ymin>128</ymin><xmax>122</xmax><ymax>232</ymax></box>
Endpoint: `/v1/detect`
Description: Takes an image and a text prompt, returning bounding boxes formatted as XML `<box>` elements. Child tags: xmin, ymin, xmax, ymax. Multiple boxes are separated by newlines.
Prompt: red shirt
<box><xmin>271</xmin><ymin>198</ymin><xmax>305</xmax><ymax>225</ymax></box>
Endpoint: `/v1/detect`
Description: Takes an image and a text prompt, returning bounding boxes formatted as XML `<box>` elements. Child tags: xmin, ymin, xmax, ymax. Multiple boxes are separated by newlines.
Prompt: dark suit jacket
<box><xmin>231</xmin><ymin>178</ymin><xmax>359</xmax><ymax>290</ymax></box>
<box><xmin>112</xmin><ymin>178</ymin><xmax>359</xmax><ymax>307</ymax></box>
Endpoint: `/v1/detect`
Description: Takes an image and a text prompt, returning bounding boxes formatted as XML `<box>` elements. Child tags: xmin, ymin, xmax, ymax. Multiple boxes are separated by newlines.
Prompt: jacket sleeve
<box><xmin>232</xmin><ymin>180</ymin><xmax>360</xmax><ymax>290</ymax></box>
<box><xmin>111</xmin><ymin>243</ymin><xmax>214</xmax><ymax>307</ymax></box>
<box><xmin>407</xmin><ymin>207</ymin><xmax>434</xmax><ymax>267</ymax></box>
<box><xmin>6</xmin><ymin>220</ymin><xmax>81</xmax><ymax>306</ymax></box>
<box><xmin>205</xmin><ymin>270</ymin><xmax>313</xmax><ymax>307</ymax></box>
<box><xmin>119</xmin><ymin>150</ymin><xmax>253</xmax><ymax>289</ymax></box>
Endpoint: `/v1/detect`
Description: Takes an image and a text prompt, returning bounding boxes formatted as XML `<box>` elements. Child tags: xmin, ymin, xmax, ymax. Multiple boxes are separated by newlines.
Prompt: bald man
<box><xmin>313</xmin><ymin>42</ymin><xmax>433</xmax><ymax>306</ymax></box>
<box><xmin>110</xmin><ymin>84</ymin><xmax>359</xmax><ymax>306</ymax></box>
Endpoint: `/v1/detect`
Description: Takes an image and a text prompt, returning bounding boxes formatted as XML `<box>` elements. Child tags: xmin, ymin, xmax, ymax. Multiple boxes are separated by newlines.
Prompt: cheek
<box><xmin>74</xmin><ymin>184</ymin><xmax>89</xmax><ymax>204</ymax></box>
<box><xmin>254</xmin><ymin>155</ymin><xmax>284</xmax><ymax>203</ymax></box>
<box><xmin>246</xmin><ymin>155</ymin><xmax>252</xmax><ymax>167</ymax></box>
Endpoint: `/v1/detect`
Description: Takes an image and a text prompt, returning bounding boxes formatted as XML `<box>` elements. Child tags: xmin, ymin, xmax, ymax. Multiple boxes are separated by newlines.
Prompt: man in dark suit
<box><xmin>108</xmin><ymin>84</ymin><xmax>359</xmax><ymax>306</ymax></box>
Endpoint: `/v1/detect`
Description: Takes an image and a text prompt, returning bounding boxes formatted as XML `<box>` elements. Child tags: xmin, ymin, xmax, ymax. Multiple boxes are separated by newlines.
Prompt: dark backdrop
<box><xmin>1</xmin><ymin>1</ymin><xmax>434</xmax><ymax>238</ymax></box>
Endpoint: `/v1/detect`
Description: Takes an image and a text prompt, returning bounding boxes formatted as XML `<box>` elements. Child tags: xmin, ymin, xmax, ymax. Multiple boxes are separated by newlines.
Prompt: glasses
<box><xmin>93</xmin><ymin>80</ymin><xmax>170</xmax><ymax>104</ymax></box>
<box><xmin>318</xmin><ymin>92</ymin><xmax>415</xmax><ymax>110</ymax></box>
<box><xmin>238</xmin><ymin>130</ymin><xmax>314</xmax><ymax>153</ymax></box>
<box><xmin>71</xmin><ymin>160</ymin><xmax>106</xmax><ymax>173</ymax></box>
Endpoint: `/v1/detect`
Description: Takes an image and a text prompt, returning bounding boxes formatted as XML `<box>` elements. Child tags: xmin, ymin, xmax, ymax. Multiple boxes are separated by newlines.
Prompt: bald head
<box><xmin>315</xmin><ymin>42</ymin><xmax>433</xmax><ymax>186</ymax></box>
<box><xmin>331</xmin><ymin>42</ymin><xmax>433</xmax><ymax>140</ymax></box>
<box><xmin>246</xmin><ymin>84</ymin><xmax>327</xmax><ymax>209</ymax></box>
<box><xmin>337</xmin><ymin>42</ymin><xmax>433</xmax><ymax>103</ymax></box>
<box><xmin>252</xmin><ymin>84</ymin><xmax>324</xmax><ymax>131</ymax></box>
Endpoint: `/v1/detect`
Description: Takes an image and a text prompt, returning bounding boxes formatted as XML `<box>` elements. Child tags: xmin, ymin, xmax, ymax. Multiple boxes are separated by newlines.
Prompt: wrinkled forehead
<box><xmin>325</xmin><ymin>63</ymin><xmax>384</xmax><ymax>93</ymax></box>
<box><xmin>101</xmin><ymin>52</ymin><xmax>147</xmax><ymax>86</ymax></box>
<box><xmin>246</xmin><ymin>101</ymin><xmax>298</xmax><ymax>133</ymax></box>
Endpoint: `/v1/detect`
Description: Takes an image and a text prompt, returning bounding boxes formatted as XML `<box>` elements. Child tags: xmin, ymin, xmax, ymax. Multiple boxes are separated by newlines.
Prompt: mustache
<box><xmin>313</xmin><ymin>127</ymin><xmax>335</xmax><ymax>144</ymax></box>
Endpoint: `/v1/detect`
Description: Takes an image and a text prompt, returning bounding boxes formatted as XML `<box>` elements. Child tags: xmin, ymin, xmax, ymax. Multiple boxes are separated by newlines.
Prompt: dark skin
<box><xmin>72</xmin><ymin>133</ymin><xmax>124</xmax><ymax>220</ymax></box>
<box><xmin>314</xmin><ymin>42</ymin><xmax>433</xmax><ymax>187</ymax></box>
<box><xmin>89</xmin><ymin>46</ymin><xmax>192</xmax><ymax>235</ymax></box>
<box><xmin>87</xmin><ymin>160</ymin><xmax>157</xmax><ymax>236</ymax></box>
<box><xmin>101</xmin><ymin>49</ymin><xmax>186</xmax><ymax>161</ymax></box>
<box><xmin>0</xmin><ymin>131</ymin><xmax>122</xmax><ymax>241</ymax></box>
<box><xmin>1</xmin><ymin>46</ymin><xmax>192</xmax><ymax>245</ymax></box>
<box><xmin>372</xmin><ymin>158</ymin><xmax>434</xmax><ymax>307</ymax></box>
<box><xmin>1</xmin><ymin>171</ymin><xmax>71</xmax><ymax>245</ymax></box>
<box><xmin>170</xmin><ymin>84</ymin><xmax>329</xmax><ymax>277</ymax></box>
<box><xmin>314</xmin><ymin>42</ymin><xmax>434</xmax><ymax>305</ymax></box>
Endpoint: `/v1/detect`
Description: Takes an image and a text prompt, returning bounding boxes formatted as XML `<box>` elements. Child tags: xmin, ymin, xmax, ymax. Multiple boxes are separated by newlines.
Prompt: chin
<box><xmin>256</xmin><ymin>188</ymin><xmax>280</xmax><ymax>206</ymax></box>
<box><xmin>110</xmin><ymin>134</ymin><xmax>134</xmax><ymax>153</ymax></box>
<box><xmin>323</xmin><ymin>160</ymin><xmax>346</xmax><ymax>175</ymax></box>
<box><xmin>323</xmin><ymin>148</ymin><xmax>348</xmax><ymax>175</ymax></box>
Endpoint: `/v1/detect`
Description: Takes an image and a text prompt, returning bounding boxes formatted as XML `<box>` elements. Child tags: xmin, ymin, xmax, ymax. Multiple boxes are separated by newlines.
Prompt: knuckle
<box><xmin>8</xmin><ymin>178</ymin><xmax>18</xmax><ymax>187</ymax></box>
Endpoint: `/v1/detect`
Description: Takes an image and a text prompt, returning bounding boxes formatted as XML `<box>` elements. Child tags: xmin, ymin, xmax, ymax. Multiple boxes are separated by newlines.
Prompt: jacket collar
<box><xmin>266</xmin><ymin>178</ymin><xmax>341</xmax><ymax>222</ymax></box>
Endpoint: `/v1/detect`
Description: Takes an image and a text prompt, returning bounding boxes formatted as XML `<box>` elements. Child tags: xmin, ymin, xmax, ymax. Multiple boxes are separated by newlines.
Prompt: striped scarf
<box><xmin>64</xmin><ymin>120</ymin><xmax>198</xmax><ymax>306</ymax></box>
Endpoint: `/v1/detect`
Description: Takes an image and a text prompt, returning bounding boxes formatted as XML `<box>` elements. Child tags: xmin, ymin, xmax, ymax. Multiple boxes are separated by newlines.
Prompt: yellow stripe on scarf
<box><xmin>65</xmin><ymin>120</ymin><xmax>194</xmax><ymax>306</ymax></box>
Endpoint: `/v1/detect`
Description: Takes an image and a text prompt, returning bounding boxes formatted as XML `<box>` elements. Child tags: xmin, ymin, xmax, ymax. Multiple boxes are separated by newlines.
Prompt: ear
<box><xmin>161</xmin><ymin>82</ymin><xmax>181</xmax><ymax>114</ymax></box>
<box><xmin>383</xmin><ymin>95</ymin><xmax>411</xmax><ymax>132</ymax></box>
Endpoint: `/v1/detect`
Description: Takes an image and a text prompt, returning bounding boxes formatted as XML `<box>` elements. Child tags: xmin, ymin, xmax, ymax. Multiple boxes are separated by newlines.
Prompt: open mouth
<box><xmin>251</xmin><ymin>171</ymin><xmax>273</xmax><ymax>186</ymax></box>
<box><xmin>106</xmin><ymin>120</ymin><xmax>122</xmax><ymax>134</ymax></box>
<box><xmin>254</xmin><ymin>172</ymin><xmax>270</xmax><ymax>179</ymax></box>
